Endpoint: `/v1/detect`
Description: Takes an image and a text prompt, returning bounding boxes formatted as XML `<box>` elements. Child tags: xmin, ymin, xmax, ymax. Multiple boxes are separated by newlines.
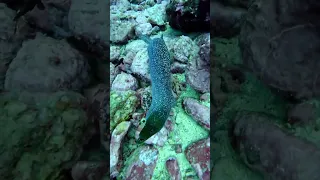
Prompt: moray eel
<box><xmin>138</xmin><ymin>35</ymin><xmax>175</xmax><ymax>143</ymax></box>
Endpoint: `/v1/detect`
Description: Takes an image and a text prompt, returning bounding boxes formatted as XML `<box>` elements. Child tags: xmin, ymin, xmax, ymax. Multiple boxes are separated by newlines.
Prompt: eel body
<box><xmin>138</xmin><ymin>35</ymin><xmax>175</xmax><ymax>143</ymax></box>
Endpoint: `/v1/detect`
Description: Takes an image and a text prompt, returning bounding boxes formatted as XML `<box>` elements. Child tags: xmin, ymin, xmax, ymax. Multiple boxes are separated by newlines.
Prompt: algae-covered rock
<box><xmin>0</xmin><ymin>91</ymin><xmax>93</xmax><ymax>180</ymax></box>
<box><xmin>120</xmin><ymin>146</ymin><xmax>159</xmax><ymax>180</ymax></box>
<box><xmin>185</xmin><ymin>138</ymin><xmax>210</xmax><ymax>180</ymax></box>
<box><xmin>110</xmin><ymin>90</ymin><xmax>138</xmax><ymax>132</ymax></box>
<box><xmin>172</xmin><ymin>36</ymin><xmax>199</xmax><ymax>63</ymax></box>
<box><xmin>110</xmin><ymin>121</ymin><xmax>131</xmax><ymax>178</ymax></box>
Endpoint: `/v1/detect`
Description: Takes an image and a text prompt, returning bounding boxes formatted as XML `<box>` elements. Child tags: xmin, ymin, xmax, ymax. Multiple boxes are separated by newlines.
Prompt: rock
<box><xmin>135</xmin><ymin>14</ymin><xmax>148</xmax><ymax>24</ymax></box>
<box><xmin>5</xmin><ymin>33</ymin><xmax>90</xmax><ymax>92</ymax></box>
<box><xmin>83</xmin><ymin>84</ymin><xmax>109</xmax><ymax>151</ymax></box>
<box><xmin>172</xmin><ymin>74</ymin><xmax>187</xmax><ymax>97</ymax></box>
<box><xmin>0</xmin><ymin>91</ymin><xmax>94</xmax><ymax>180</ymax></box>
<box><xmin>136</xmin><ymin>86</ymin><xmax>152</xmax><ymax>111</ymax></box>
<box><xmin>110</xmin><ymin>121</ymin><xmax>131</xmax><ymax>178</ymax></box>
<box><xmin>68</xmin><ymin>0</ymin><xmax>108</xmax><ymax>44</ymax></box>
<box><xmin>135</xmin><ymin>23</ymin><xmax>153</xmax><ymax>36</ymax></box>
<box><xmin>287</xmin><ymin>101</ymin><xmax>317</xmax><ymax>126</ymax></box>
<box><xmin>212</xmin><ymin>158</ymin><xmax>262</xmax><ymax>180</ymax></box>
<box><xmin>231</xmin><ymin>112</ymin><xmax>320</xmax><ymax>180</ymax></box>
<box><xmin>130</xmin><ymin>49</ymin><xmax>151</xmax><ymax>82</ymax></box>
<box><xmin>110</xmin><ymin>20</ymin><xmax>136</xmax><ymax>43</ymax></box>
<box><xmin>110</xmin><ymin>45</ymin><xmax>121</xmax><ymax>63</ymax></box>
<box><xmin>96</xmin><ymin>58</ymin><xmax>108</xmax><ymax>84</ymax></box>
<box><xmin>71</xmin><ymin>161</ymin><xmax>108</xmax><ymax>180</ymax></box>
<box><xmin>110</xmin><ymin>0</ymin><xmax>131</xmax><ymax>12</ymax></box>
<box><xmin>173</xmin><ymin>36</ymin><xmax>198</xmax><ymax>63</ymax></box>
<box><xmin>194</xmin><ymin>33</ymin><xmax>210</xmax><ymax>68</ymax></box>
<box><xmin>185</xmin><ymin>138</ymin><xmax>210</xmax><ymax>180</ymax></box>
<box><xmin>25</xmin><ymin>0</ymin><xmax>71</xmax><ymax>39</ymax></box>
<box><xmin>131</xmin><ymin>112</ymin><xmax>144</xmax><ymax>127</ymax></box>
<box><xmin>171</xmin><ymin>62</ymin><xmax>187</xmax><ymax>73</ymax></box>
<box><xmin>185</xmin><ymin>35</ymin><xmax>210</xmax><ymax>94</ymax></box>
<box><xmin>110</xmin><ymin>63</ymin><xmax>120</xmax><ymax>86</ymax></box>
<box><xmin>211</xmin><ymin>1</ymin><xmax>246</xmax><ymax>37</ymax></box>
<box><xmin>166</xmin><ymin>157</ymin><xmax>181</xmax><ymax>180</ymax></box>
<box><xmin>166</xmin><ymin>0</ymin><xmax>210</xmax><ymax>32</ymax></box>
<box><xmin>123</xmin><ymin>40</ymin><xmax>147</xmax><ymax>63</ymax></box>
<box><xmin>111</xmin><ymin>72</ymin><xmax>138</xmax><ymax>92</ymax></box>
<box><xmin>144</xmin><ymin>3</ymin><xmax>167</xmax><ymax>26</ymax></box>
<box><xmin>0</xmin><ymin>3</ymin><xmax>27</xmax><ymax>91</ymax></box>
<box><xmin>43</xmin><ymin>0</ymin><xmax>71</xmax><ymax>11</ymax></box>
<box><xmin>123</xmin><ymin>146</ymin><xmax>159</xmax><ymax>180</ymax></box>
<box><xmin>186</xmin><ymin>64</ymin><xmax>210</xmax><ymax>93</ymax></box>
<box><xmin>239</xmin><ymin>0</ymin><xmax>320</xmax><ymax>100</ymax></box>
<box><xmin>216</xmin><ymin>0</ymin><xmax>249</xmax><ymax>8</ymax></box>
<box><xmin>110</xmin><ymin>90</ymin><xmax>138</xmax><ymax>132</ymax></box>
<box><xmin>183</xmin><ymin>98</ymin><xmax>210</xmax><ymax>130</ymax></box>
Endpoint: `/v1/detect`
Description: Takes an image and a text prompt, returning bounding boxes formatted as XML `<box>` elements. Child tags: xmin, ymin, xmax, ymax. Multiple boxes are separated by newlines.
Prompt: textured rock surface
<box><xmin>185</xmin><ymin>138</ymin><xmax>210</xmax><ymax>180</ymax></box>
<box><xmin>211</xmin><ymin>1</ymin><xmax>247</xmax><ymax>37</ymax></box>
<box><xmin>232</xmin><ymin>112</ymin><xmax>320</xmax><ymax>180</ymax></box>
<box><xmin>186</xmin><ymin>65</ymin><xmax>210</xmax><ymax>94</ymax></box>
<box><xmin>83</xmin><ymin>84</ymin><xmax>109</xmax><ymax>151</ymax></box>
<box><xmin>130</xmin><ymin>48</ymin><xmax>150</xmax><ymax>82</ymax></box>
<box><xmin>68</xmin><ymin>0</ymin><xmax>108</xmax><ymax>44</ymax></box>
<box><xmin>111</xmin><ymin>72</ymin><xmax>138</xmax><ymax>92</ymax></box>
<box><xmin>173</xmin><ymin>36</ymin><xmax>198</xmax><ymax>63</ymax></box>
<box><xmin>166</xmin><ymin>158</ymin><xmax>181</xmax><ymax>180</ymax></box>
<box><xmin>110</xmin><ymin>121</ymin><xmax>131</xmax><ymax>178</ymax></box>
<box><xmin>110</xmin><ymin>20</ymin><xmax>135</xmax><ymax>44</ymax></box>
<box><xmin>123</xmin><ymin>146</ymin><xmax>159</xmax><ymax>180</ymax></box>
<box><xmin>194</xmin><ymin>33</ymin><xmax>210</xmax><ymax>68</ymax></box>
<box><xmin>110</xmin><ymin>90</ymin><xmax>138</xmax><ymax>132</ymax></box>
<box><xmin>0</xmin><ymin>91</ymin><xmax>93</xmax><ymax>180</ymax></box>
<box><xmin>183</xmin><ymin>98</ymin><xmax>210</xmax><ymax>130</ymax></box>
<box><xmin>5</xmin><ymin>33</ymin><xmax>90</xmax><ymax>92</ymax></box>
<box><xmin>71</xmin><ymin>161</ymin><xmax>108</xmax><ymax>180</ymax></box>
<box><xmin>239</xmin><ymin>0</ymin><xmax>320</xmax><ymax>100</ymax></box>
<box><xmin>0</xmin><ymin>4</ymin><xmax>28</xmax><ymax>91</ymax></box>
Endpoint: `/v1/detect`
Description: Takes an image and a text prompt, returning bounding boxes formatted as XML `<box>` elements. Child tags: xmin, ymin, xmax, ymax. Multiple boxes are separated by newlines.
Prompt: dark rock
<box><xmin>83</xmin><ymin>84</ymin><xmax>109</xmax><ymax>151</ymax></box>
<box><xmin>216</xmin><ymin>0</ymin><xmax>249</xmax><ymax>9</ymax></box>
<box><xmin>166</xmin><ymin>0</ymin><xmax>209</xmax><ymax>32</ymax></box>
<box><xmin>287</xmin><ymin>101</ymin><xmax>317</xmax><ymax>126</ymax></box>
<box><xmin>239</xmin><ymin>0</ymin><xmax>320</xmax><ymax>100</ymax></box>
<box><xmin>71</xmin><ymin>161</ymin><xmax>108</xmax><ymax>180</ymax></box>
<box><xmin>231</xmin><ymin>112</ymin><xmax>320</xmax><ymax>180</ymax></box>
<box><xmin>211</xmin><ymin>1</ymin><xmax>246</xmax><ymax>38</ymax></box>
<box><xmin>171</xmin><ymin>62</ymin><xmax>187</xmax><ymax>73</ymax></box>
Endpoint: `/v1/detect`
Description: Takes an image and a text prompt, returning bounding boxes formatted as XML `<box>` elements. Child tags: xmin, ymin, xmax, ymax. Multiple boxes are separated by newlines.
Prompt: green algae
<box><xmin>110</xmin><ymin>90</ymin><xmax>138</xmax><ymax>132</ymax></box>
<box><xmin>151</xmin><ymin>85</ymin><xmax>209</xmax><ymax>180</ymax></box>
